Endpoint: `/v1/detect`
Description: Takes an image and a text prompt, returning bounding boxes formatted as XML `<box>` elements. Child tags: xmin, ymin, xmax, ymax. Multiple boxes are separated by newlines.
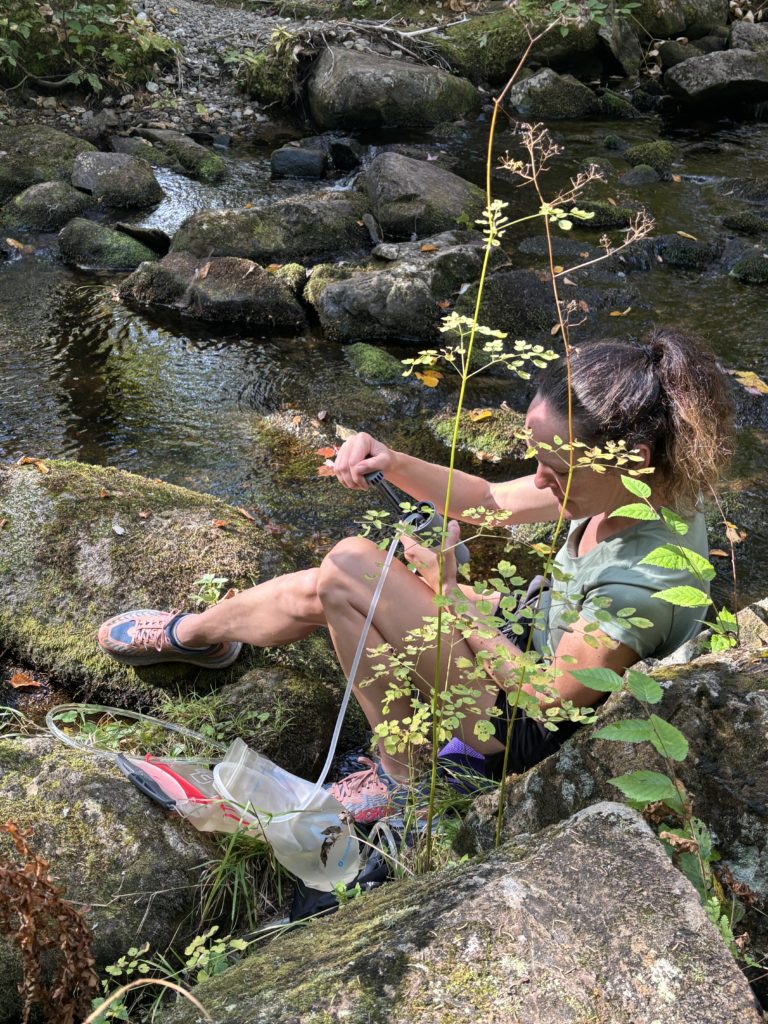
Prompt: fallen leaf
<box><xmin>237</xmin><ymin>507</ymin><xmax>256</xmax><ymax>522</ymax></box>
<box><xmin>266</xmin><ymin>263</ymin><xmax>282</xmax><ymax>272</ymax></box>
<box><xmin>609</xmin><ymin>307</ymin><xmax>632</xmax><ymax>317</ymax></box>
<box><xmin>243</xmin><ymin>201</ymin><xmax>254</xmax><ymax>209</ymax></box>
<box><xmin>579</xmin><ymin>251</ymin><xmax>590</xmax><ymax>258</ymax></box>
<box><xmin>138</xmin><ymin>510</ymin><xmax>151</xmax><ymax>519</ymax></box>
<box><xmin>725</xmin><ymin>521</ymin><xmax>747</xmax><ymax>545</ymax></box>
<box><xmin>420</xmin><ymin>243</ymin><xmax>438</xmax><ymax>252</ymax></box>
<box><xmin>607</xmin><ymin>197</ymin><xmax>617</xmax><ymax>207</ymax></box>
<box><xmin>553</xmin><ymin>265</ymin><xmax>564</xmax><ymax>274</ymax></box>
<box><xmin>9</xmin><ymin>671</ymin><xmax>40</xmax><ymax>690</ymax></box>
<box><xmin>197</xmin><ymin>261</ymin><xmax>211</xmax><ymax>280</ymax></box>
<box><xmin>656</xmin><ymin>254</ymin><xmax>664</xmax><ymax>263</ymax></box>
<box><xmin>317</xmin><ymin>464</ymin><xmax>336</xmax><ymax>477</ymax></box>
<box><xmin>709</xmin><ymin>549</ymin><xmax>728</xmax><ymax>558</ymax></box>
<box><xmin>676</xmin><ymin>230</ymin><xmax>698</xmax><ymax>241</ymax></box>
<box><xmin>5</xmin><ymin>237</ymin><xmax>35</xmax><ymax>255</ymax></box>
<box><xmin>316</xmin><ymin>446</ymin><xmax>337</xmax><ymax>458</ymax></box>
<box><xmin>659</xmin><ymin>830</ymin><xmax>698</xmax><ymax>854</ymax></box>
<box><xmin>112</xmin><ymin>524</ymin><xmax>126</xmax><ymax>536</ymax></box>
<box><xmin>671</xmin><ymin>174</ymin><xmax>681</xmax><ymax>183</ymax></box>
<box><xmin>17</xmin><ymin>456</ymin><xmax>49</xmax><ymax>474</ymax></box>
<box><xmin>562</xmin><ymin>276</ymin><xmax>577</xmax><ymax>286</ymax></box>
<box><xmin>550</xmin><ymin>323</ymin><xmax>561</xmax><ymax>335</ymax></box>
<box><xmin>415</xmin><ymin>370</ymin><xmax>443</xmax><ymax>387</ymax></box>
<box><xmin>468</xmin><ymin>408</ymin><xmax>493</xmax><ymax>422</ymax></box>
<box><xmin>292</xmin><ymin>414</ymin><xmax>302</xmax><ymax>425</ymax></box>
<box><xmin>729</xmin><ymin>369</ymin><xmax>768</xmax><ymax>396</ymax></box>
<box><xmin>98</xmin><ymin>488</ymin><xmax>111</xmax><ymax>499</ymax></box>
<box><xmin>212</xmin><ymin>519</ymin><xmax>228</xmax><ymax>528</ymax></box>
<box><xmin>335</xmin><ymin>423</ymin><xmax>356</xmax><ymax>441</ymax></box>
<box><xmin>437</xmin><ymin>299</ymin><xmax>451</xmax><ymax>309</ymax></box>
<box><xmin>475</xmin><ymin>450</ymin><xmax>501</xmax><ymax>463</ymax></box>
<box><xmin>0</xmin><ymin>519</ymin><xmax>7</xmax><ymax>530</ymax></box>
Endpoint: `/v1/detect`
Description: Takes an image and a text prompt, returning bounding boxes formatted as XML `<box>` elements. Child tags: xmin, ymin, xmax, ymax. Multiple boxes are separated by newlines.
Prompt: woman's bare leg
<box><xmin>174</xmin><ymin>569</ymin><xmax>326</xmax><ymax>647</ymax></box>
<box><xmin>317</xmin><ymin>536</ymin><xmax>505</xmax><ymax>780</ymax></box>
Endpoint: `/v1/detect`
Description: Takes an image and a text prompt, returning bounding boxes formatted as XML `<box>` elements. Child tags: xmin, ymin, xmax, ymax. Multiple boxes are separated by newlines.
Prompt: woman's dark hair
<box><xmin>534</xmin><ymin>328</ymin><xmax>734</xmax><ymax>509</ymax></box>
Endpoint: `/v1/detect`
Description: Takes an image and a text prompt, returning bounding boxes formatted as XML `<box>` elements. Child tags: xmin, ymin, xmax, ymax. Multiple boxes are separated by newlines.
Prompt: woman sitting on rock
<box><xmin>98</xmin><ymin>328</ymin><xmax>733</xmax><ymax>823</ymax></box>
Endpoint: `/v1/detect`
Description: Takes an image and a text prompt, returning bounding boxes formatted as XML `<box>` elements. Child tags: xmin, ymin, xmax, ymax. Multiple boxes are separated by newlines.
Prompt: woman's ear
<box><xmin>635</xmin><ymin>443</ymin><xmax>652</xmax><ymax>468</ymax></box>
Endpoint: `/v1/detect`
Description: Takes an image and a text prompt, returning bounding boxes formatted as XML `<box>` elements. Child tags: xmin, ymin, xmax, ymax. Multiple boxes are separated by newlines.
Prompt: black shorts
<box><xmin>483</xmin><ymin>687</ymin><xmax>582</xmax><ymax>779</ymax></box>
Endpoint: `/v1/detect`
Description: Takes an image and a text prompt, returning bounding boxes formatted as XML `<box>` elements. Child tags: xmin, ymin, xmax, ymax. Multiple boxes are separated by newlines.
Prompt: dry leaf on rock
<box><xmin>9</xmin><ymin>671</ymin><xmax>40</xmax><ymax>689</ymax></box>
<box><xmin>17</xmin><ymin>456</ymin><xmax>49</xmax><ymax>474</ymax></box>
<box><xmin>468</xmin><ymin>408</ymin><xmax>493</xmax><ymax>422</ymax></box>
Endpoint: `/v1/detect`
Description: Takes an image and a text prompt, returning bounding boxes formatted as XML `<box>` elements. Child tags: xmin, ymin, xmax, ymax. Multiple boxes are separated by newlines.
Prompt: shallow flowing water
<box><xmin>1</xmin><ymin>117</ymin><xmax>767</xmax><ymax>606</ymax></box>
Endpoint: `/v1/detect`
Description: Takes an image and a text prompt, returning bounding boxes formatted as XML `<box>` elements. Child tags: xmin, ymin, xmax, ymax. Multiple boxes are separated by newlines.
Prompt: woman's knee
<box><xmin>281</xmin><ymin>567</ymin><xmax>323</xmax><ymax>619</ymax></box>
<box><xmin>317</xmin><ymin>536</ymin><xmax>382</xmax><ymax>607</ymax></box>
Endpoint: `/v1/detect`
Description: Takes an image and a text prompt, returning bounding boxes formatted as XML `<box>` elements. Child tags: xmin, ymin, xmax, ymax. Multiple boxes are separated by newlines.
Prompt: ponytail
<box><xmin>534</xmin><ymin>328</ymin><xmax>734</xmax><ymax>510</ymax></box>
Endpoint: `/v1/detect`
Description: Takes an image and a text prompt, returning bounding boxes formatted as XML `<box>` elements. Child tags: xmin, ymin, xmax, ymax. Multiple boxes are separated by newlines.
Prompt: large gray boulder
<box><xmin>171</xmin><ymin>191</ymin><xmax>369</xmax><ymax>262</ymax></box>
<box><xmin>0</xmin><ymin>737</ymin><xmax>213</xmax><ymax>1024</ymax></box>
<box><xmin>631</xmin><ymin>0</ymin><xmax>729</xmax><ymax>40</ymax></box>
<box><xmin>157</xmin><ymin>804</ymin><xmax>762</xmax><ymax>1024</ymax></box>
<box><xmin>508</xmin><ymin>68</ymin><xmax>600</xmax><ymax>119</ymax></box>
<box><xmin>360</xmin><ymin>153</ymin><xmax>484</xmax><ymax>241</ymax></box>
<box><xmin>665</xmin><ymin>49</ymin><xmax>768</xmax><ymax>103</ymax></box>
<box><xmin>119</xmin><ymin>253</ymin><xmax>306</xmax><ymax>329</ymax></box>
<box><xmin>58</xmin><ymin>218</ymin><xmax>158</xmax><ymax>271</ymax></box>
<box><xmin>0</xmin><ymin>180</ymin><xmax>93</xmax><ymax>232</ymax></box>
<box><xmin>304</xmin><ymin>231</ymin><xmax>493</xmax><ymax>343</ymax></box>
<box><xmin>307</xmin><ymin>47</ymin><xmax>481</xmax><ymax>131</ymax></box>
<box><xmin>0</xmin><ymin>125</ymin><xmax>96</xmax><ymax>203</ymax></box>
<box><xmin>71</xmin><ymin>151</ymin><xmax>164</xmax><ymax>208</ymax></box>
<box><xmin>134</xmin><ymin>128</ymin><xmax>226</xmax><ymax>182</ymax></box>
<box><xmin>729</xmin><ymin>21</ymin><xmax>768</xmax><ymax>53</ymax></box>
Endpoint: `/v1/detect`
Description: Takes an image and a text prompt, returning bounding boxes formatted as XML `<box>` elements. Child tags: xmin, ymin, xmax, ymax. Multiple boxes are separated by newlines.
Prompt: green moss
<box><xmin>598</xmin><ymin>91</ymin><xmax>639</xmax><ymax>119</ymax></box>
<box><xmin>303</xmin><ymin>262</ymin><xmax>353</xmax><ymax>306</ymax></box>
<box><xmin>0</xmin><ymin>125</ymin><xmax>96</xmax><ymax>203</ymax></box>
<box><xmin>721</xmin><ymin>211</ymin><xmax>768</xmax><ymax>236</ymax></box>
<box><xmin>273</xmin><ymin>262</ymin><xmax>307</xmax><ymax>295</ymax></box>
<box><xmin>237</xmin><ymin>45</ymin><xmax>300</xmax><ymax>106</ymax></box>
<box><xmin>345</xmin><ymin>342</ymin><xmax>404</xmax><ymax>384</ymax></box>
<box><xmin>729</xmin><ymin>251</ymin><xmax>768</xmax><ymax>285</ymax></box>
<box><xmin>58</xmin><ymin>218</ymin><xmax>158</xmax><ymax>271</ymax></box>
<box><xmin>429</xmin><ymin>407</ymin><xmax>528</xmax><ymax>468</ymax></box>
<box><xmin>195</xmin><ymin>150</ymin><xmax>227</xmax><ymax>183</ymax></box>
<box><xmin>655</xmin><ymin>234</ymin><xmax>720</xmax><ymax>270</ymax></box>
<box><xmin>624</xmin><ymin>140</ymin><xmax>675</xmax><ymax>178</ymax></box>
<box><xmin>603</xmin><ymin>133</ymin><xmax>628</xmax><ymax>151</ymax></box>
<box><xmin>573</xmin><ymin>199</ymin><xmax>639</xmax><ymax>228</ymax></box>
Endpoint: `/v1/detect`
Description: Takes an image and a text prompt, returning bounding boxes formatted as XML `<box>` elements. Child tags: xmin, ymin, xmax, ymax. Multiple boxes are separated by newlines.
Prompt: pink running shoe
<box><xmin>327</xmin><ymin>757</ymin><xmax>411</xmax><ymax>824</ymax></box>
<box><xmin>98</xmin><ymin>610</ymin><xmax>242</xmax><ymax>669</ymax></box>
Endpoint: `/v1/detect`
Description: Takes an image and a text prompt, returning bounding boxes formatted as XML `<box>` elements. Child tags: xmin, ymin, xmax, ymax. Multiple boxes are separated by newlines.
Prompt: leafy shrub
<box><xmin>0</xmin><ymin>1</ymin><xmax>176</xmax><ymax>92</ymax></box>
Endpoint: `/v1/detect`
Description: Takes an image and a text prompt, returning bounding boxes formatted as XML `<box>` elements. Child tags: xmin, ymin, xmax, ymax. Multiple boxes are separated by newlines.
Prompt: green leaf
<box><xmin>570</xmin><ymin>667</ymin><xmax>623</xmax><ymax>692</ymax></box>
<box><xmin>620</xmin><ymin>475</ymin><xmax>651</xmax><ymax>499</ymax></box>
<box><xmin>594</xmin><ymin>719</ymin><xmax>652</xmax><ymax>743</ymax></box>
<box><xmin>648</xmin><ymin>714</ymin><xmax>688</xmax><ymax>761</ymax></box>
<box><xmin>640</xmin><ymin>544</ymin><xmax>715</xmax><ymax>582</ymax></box>
<box><xmin>610</xmin><ymin>503</ymin><xmax>659</xmax><ymax>521</ymax></box>
<box><xmin>628</xmin><ymin>616</ymin><xmax>654</xmax><ymax>629</ymax></box>
<box><xmin>609</xmin><ymin>769</ymin><xmax>682</xmax><ymax>809</ymax></box>
<box><xmin>626</xmin><ymin>669</ymin><xmax>663</xmax><ymax>705</ymax></box>
<box><xmin>661</xmin><ymin>508</ymin><xmax>689</xmax><ymax>536</ymax></box>
<box><xmin>652</xmin><ymin>586</ymin><xmax>711</xmax><ymax>608</ymax></box>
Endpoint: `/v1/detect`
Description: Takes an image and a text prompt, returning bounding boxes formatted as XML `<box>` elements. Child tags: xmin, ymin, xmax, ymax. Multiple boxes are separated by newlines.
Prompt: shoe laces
<box><xmin>333</xmin><ymin>757</ymin><xmax>389</xmax><ymax>801</ymax></box>
<box><xmin>130</xmin><ymin>613</ymin><xmax>171</xmax><ymax>652</ymax></box>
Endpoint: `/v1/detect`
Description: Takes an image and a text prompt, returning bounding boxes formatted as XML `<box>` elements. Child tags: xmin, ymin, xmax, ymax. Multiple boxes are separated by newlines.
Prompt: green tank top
<box><xmin>535</xmin><ymin>511</ymin><xmax>710</xmax><ymax>659</ymax></box>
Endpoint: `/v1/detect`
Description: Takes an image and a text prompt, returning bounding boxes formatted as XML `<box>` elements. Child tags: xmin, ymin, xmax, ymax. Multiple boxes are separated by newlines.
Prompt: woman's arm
<box><xmin>332</xmin><ymin>432</ymin><xmax>561</xmax><ymax>525</ymax></box>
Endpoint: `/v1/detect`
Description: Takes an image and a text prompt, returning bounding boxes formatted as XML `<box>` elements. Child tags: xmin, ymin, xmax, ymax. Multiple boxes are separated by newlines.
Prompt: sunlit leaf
<box><xmin>9</xmin><ymin>671</ymin><xmax>40</xmax><ymax>689</ymax></box>
<box><xmin>594</xmin><ymin>719</ymin><xmax>652</xmax><ymax>742</ymax></box>
<box><xmin>652</xmin><ymin>585</ymin><xmax>710</xmax><ymax>607</ymax></box>
<box><xmin>729</xmin><ymin>370</ymin><xmax>768</xmax><ymax>396</ymax></box>
<box><xmin>621</xmin><ymin>475</ymin><xmax>651</xmax><ymax>499</ymax></box>
<box><xmin>316</xmin><ymin>447</ymin><xmax>337</xmax><ymax>458</ymax></box>
<box><xmin>676</xmin><ymin>230</ymin><xmax>698</xmax><ymax>241</ymax></box>
<box><xmin>609</xmin><ymin>770</ymin><xmax>683</xmax><ymax>810</ymax></box>
<box><xmin>648</xmin><ymin>714</ymin><xmax>688</xmax><ymax>761</ymax></box>
<box><xmin>237</xmin><ymin>507</ymin><xmax>256</xmax><ymax>522</ymax></box>
<box><xmin>415</xmin><ymin>371</ymin><xmax>443</xmax><ymax>388</ymax></box>
<box><xmin>468</xmin><ymin>408</ymin><xmax>493</xmax><ymax>422</ymax></box>
<box><xmin>17</xmin><ymin>456</ymin><xmax>49</xmax><ymax>474</ymax></box>
<box><xmin>571</xmin><ymin>667</ymin><xmax>623</xmax><ymax>692</ymax></box>
<box><xmin>626</xmin><ymin>670</ymin><xmax>663</xmax><ymax>705</ymax></box>
<box><xmin>725</xmin><ymin>521</ymin><xmax>747</xmax><ymax>544</ymax></box>
<box><xmin>709</xmin><ymin>548</ymin><xmax>728</xmax><ymax>558</ymax></box>
<box><xmin>640</xmin><ymin>544</ymin><xmax>715</xmax><ymax>581</ymax></box>
<box><xmin>610</xmin><ymin>503</ymin><xmax>658</xmax><ymax>520</ymax></box>
<box><xmin>420</xmin><ymin>243</ymin><xmax>438</xmax><ymax>252</ymax></box>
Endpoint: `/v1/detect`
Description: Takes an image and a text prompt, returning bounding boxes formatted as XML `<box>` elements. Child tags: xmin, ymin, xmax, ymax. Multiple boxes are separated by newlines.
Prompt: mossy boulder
<box><xmin>428</xmin><ymin>406</ymin><xmax>528</xmax><ymax>472</ymax></box>
<box><xmin>135</xmin><ymin>129</ymin><xmax>226</xmax><ymax>183</ymax></box>
<box><xmin>307</xmin><ymin>47</ymin><xmax>481</xmax><ymax>131</ymax></box>
<box><xmin>603</xmin><ymin>132</ymin><xmax>629</xmax><ymax>151</ymax></box>
<box><xmin>171</xmin><ymin>191</ymin><xmax>369</xmax><ymax>263</ymax></box>
<box><xmin>631</xmin><ymin>0</ymin><xmax>729</xmax><ymax>40</ymax></box>
<box><xmin>0</xmin><ymin>459</ymin><xmax>296</xmax><ymax>707</ymax></box>
<box><xmin>597</xmin><ymin>89</ymin><xmax>640</xmax><ymax>118</ymax></box>
<box><xmin>157</xmin><ymin>803</ymin><xmax>761</xmax><ymax>1024</ymax></box>
<box><xmin>70</xmin><ymin>151</ymin><xmax>164</xmax><ymax>208</ymax></box>
<box><xmin>619</xmin><ymin>163</ymin><xmax>661</xmax><ymax>186</ymax></box>
<box><xmin>721</xmin><ymin>210</ymin><xmax>768</xmax><ymax>235</ymax></box>
<box><xmin>507</xmin><ymin>68</ymin><xmax>599</xmax><ymax>120</ymax></box>
<box><xmin>119</xmin><ymin>253</ymin><xmax>307</xmax><ymax>329</ymax></box>
<box><xmin>345</xmin><ymin>342</ymin><xmax>404</xmax><ymax>384</ymax></box>
<box><xmin>454</xmin><ymin>269</ymin><xmax>555</xmax><ymax>341</ymax></box>
<box><xmin>624</xmin><ymin>139</ymin><xmax>676</xmax><ymax>177</ymax></box>
<box><xmin>0</xmin><ymin>736</ymin><xmax>213</xmax><ymax>1024</ymax></box>
<box><xmin>571</xmin><ymin>198</ymin><xmax>642</xmax><ymax>228</ymax></box>
<box><xmin>58</xmin><ymin>218</ymin><xmax>158</xmax><ymax>271</ymax></box>
<box><xmin>0</xmin><ymin>125</ymin><xmax>96</xmax><ymax>203</ymax></box>
<box><xmin>664</xmin><ymin>49</ymin><xmax>768</xmax><ymax>104</ymax></box>
<box><xmin>729</xmin><ymin>250</ymin><xmax>768</xmax><ymax>284</ymax></box>
<box><xmin>360</xmin><ymin>153</ymin><xmax>484</xmax><ymax>241</ymax></box>
<box><xmin>0</xmin><ymin>180</ymin><xmax>93</xmax><ymax>232</ymax></box>
<box><xmin>655</xmin><ymin>233</ymin><xmax>721</xmax><ymax>269</ymax></box>
<box><xmin>273</xmin><ymin>261</ymin><xmax>307</xmax><ymax>295</ymax></box>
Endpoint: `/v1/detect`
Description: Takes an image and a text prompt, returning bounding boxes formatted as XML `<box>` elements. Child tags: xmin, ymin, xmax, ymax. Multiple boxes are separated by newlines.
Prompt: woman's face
<box><xmin>525</xmin><ymin>396</ymin><xmax>646</xmax><ymax>519</ymax></box>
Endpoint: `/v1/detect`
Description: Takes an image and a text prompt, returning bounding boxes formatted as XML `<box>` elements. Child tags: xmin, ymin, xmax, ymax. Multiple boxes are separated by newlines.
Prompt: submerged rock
<box><xmin>507</xmin><ymin>68</ymin><xmax>599</xmax><ymax>119</ymax></box>
<box><xmin>619</xmin><ymin>163</ymin><xmax>661</xmax><ymax>186</ymax></box>
<box><xmin>729</xmin><ymin>250</ymin><xmax>768</xmax><ymax>284</ymax></box>
<box><xmin>624</xmin><ymin>139</ymin><xmax>676</xmax><ymax>177</ymax></box>
<box><xmin>157</xmin><ymin>803</ymin><xmax>761</xmax><ymax>1024</ymax></box>
<box><xmin>307</xmin><ymin>47</ymin><xmax>481</xmax><ymax>131</ymax></box>
<box><xmin>171</xmin><ymin>191</ymin><xmax>369</xmax><ymax>263</ymax></box>
<box><xmin>428</xmin><ymin>406</ymin><xmax>528</xmax><ymax>472</ymax></box>
<box><xmin>58</xmin><ymin>218</ymin><xmax>159</xmax><ymax>271</ymax></box>
<box><xmin>655</xmin><ymin>233</ymin><xmax>721</xmax><ymax>269</ymax></box>
<box><xmin>0</xmin><ymin>125</ymin><xmax>96</xmax><ymax>203</ymax></box>
<box><xmin>135</xmin><ymin>128</ymin><xmax>227</xmax><ymax>182</ymax></box>
<box><xmin>454</xmin><ymin>269</ymin><xmax>555</xmax><ymax>341</ymax></box>
<box><xmin>0</xmin><ymin>737</ymin><xmax>213</xmax><ymax>1024</ymax></box>
<box><xmin>721</xmin><ymin>210</ymin><xmax>768</xmax><ymax>235</ymax></box>
<box><xmin>664</xmin><ymin>49</ymin><xmax>768</xmax><ymax>103</ymax></box>
<box><xmin>119</xmin><ymin>253</ymin><xmax>307</xmax><ymax>329</ymax></box>
<box><xmin>270</xmin><ymin>145</ymin><xmax>327</xmax><ymax>179</ymax></box>
<box><xmin>360</xmin><ymin>153</ymin><xmax>484</xmax><ymax>241</ymax></box>
<box><xmin>345</xmin><ymin>342</ymin><xmax>404</xmax><ymax>384</ymax></box>
<box><xmin>70</xmin><ymin>151</ymin><xmax>164</xmax><ymax>208</ymax></box>
<box><xmin>0</xmin><ymin>180</ymin><xmax>93</xmax><ymax>232</ymax></box>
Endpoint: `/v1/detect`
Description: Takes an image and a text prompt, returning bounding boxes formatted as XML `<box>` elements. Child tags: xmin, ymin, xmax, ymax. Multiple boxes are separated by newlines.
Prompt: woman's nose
<box><xmin>534</xmin><ymin>463</ymin><xmax>552</xmax><ymax>490</ymax></box>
